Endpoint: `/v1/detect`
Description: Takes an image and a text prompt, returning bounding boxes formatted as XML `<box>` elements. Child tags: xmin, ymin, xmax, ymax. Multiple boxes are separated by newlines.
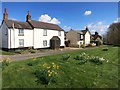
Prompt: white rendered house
<box><xmin>0</xmin><ymin>9</ymin><xmax>64</xmax><ymax>50</ymax></box>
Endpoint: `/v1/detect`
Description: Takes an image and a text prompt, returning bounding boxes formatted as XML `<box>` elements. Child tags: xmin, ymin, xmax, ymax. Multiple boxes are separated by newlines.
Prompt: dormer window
<box><xmin>18</xmin><ymin>29</ymin><xmax>24</xmax><ymax>36</ymax></box>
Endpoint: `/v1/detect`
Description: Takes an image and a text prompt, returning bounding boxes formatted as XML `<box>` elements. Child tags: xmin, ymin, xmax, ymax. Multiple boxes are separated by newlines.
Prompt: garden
<box><xmin>1</xmin><ymin>45</ymin><xmax>119</xmax><ymax>88</ymax></box>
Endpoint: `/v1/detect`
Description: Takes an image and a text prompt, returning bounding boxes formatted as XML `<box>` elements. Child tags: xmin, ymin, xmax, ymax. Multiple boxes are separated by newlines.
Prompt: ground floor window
<box><xmin>19</xmin><ymin>39</ymin><xmax>24</xmax><ymax>47</ymax></box>
<box><xmin>43</xmin><ymin>40</ymin><xmax>47</xmax><ymax>46</ymax></box>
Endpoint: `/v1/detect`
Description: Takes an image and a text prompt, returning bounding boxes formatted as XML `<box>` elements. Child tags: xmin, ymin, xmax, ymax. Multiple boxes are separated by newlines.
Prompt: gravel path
<box><xmin>0</xmin><ymin>47</ymin><xmax>99</xmax><ymax>62</ymax></box>
<box><xmin>0</xmin><ymin>48</ymin><xmax>82</xmax><ymax>62</ymax></box>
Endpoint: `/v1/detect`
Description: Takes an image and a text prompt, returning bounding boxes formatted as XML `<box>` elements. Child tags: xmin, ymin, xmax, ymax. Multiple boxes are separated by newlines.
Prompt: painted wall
<box><xmin>66</xmin><ymin>30</ymin><xmax>78</xmax><ymax>47</ymax></box>
<box><xmin>8</xmin><ymin>28</ymin><xmax>33</xmax><ymax>49</ymax></box>
<box><xmin>34</xmin><ymin>28</ymin><xmax>64</xmax><ymax>49</ymax></box>
<box><xmin>0</xmin><ymin>22</ymin><xmax>8</xmax><ymax>48</ymax></box>
<box><xmin>84</xmin><ymin>31</ymin><xmax>91</xmax><ymax>45</ymax></box>
<box><xmin>1</xmin><ymin>22</ymin><xmax>64</xmax><ymax>49</ymax></box>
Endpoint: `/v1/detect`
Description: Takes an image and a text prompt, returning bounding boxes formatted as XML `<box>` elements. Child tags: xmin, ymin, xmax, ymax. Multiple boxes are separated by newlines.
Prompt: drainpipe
<box><xmin>10</xmin><ymin>29</ymin><xmax>11</xmax><ymax>49</ymax></box>
<box><xmin>12</xmin><ymin>23</ymin><xmax>15</xmax><ymax>50</ymax></box>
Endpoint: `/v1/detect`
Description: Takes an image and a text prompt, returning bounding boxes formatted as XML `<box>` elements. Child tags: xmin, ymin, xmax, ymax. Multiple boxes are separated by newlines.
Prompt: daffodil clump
<box><xmin>35</xmin><ymin>62</ymin><xmax>59</xmax><ymax>85</ymax></box>
<box><xmin>0</xmin><ymin>58</ymin><xmax>10</xmax><ymax>69</ymax></box>
<box><xmin>89</xmin><ymin>56</ymin><xmax>106</xmax><ymax>65</ymax></box>
<box><xmin>74</xmin><ymin>52</ymin><xmax>107</xmax><ymax>65</ymax></box>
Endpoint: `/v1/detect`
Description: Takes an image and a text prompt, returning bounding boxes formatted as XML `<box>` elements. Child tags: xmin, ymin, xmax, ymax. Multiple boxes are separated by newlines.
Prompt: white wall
<box><xmin>77</xmin><ymin>41</ymin><xmax>83</xmax><ymax>47</ymax></box>
<box><xmin>8</xmin><ymin>28</ymin><xmax>33</xmax><ymax>49</ymax></box>
<box><xmin>84</xmin><ymin>31</ymin><xmax>90</xmax><ymax>45</ymax></box>
<box><xmin>0</xmin><ymin>22</ymin><xmax>8</xmax><ymax>48</ymax></box>
<box><xmin>1</xmin><ymin>22</ymin><xmax>64</xmax><ymax>49</ymax></box>
<box><xmin>34</xmin><ymin>28</ymin><xmax>64</xmax><ymax>49</ymax></box>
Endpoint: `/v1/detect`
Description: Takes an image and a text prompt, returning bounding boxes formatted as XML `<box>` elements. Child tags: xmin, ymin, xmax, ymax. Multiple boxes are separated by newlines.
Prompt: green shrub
<box><xmin>29</xmin><ymin>50</ymin><xmax>36</xmax><ymax>53</ymax></box>
<box><xmin>62</xmin><ymin>54</ymin><xmax>70</xmax><ymax>60</ymax></box>
<box><xmin>81</xmin><ymin>44</ymin><xmax>86</xmax><ymax>48</ymax></box>
<box><xmin>14</xmin><ymin>50</ymin><xmax>22</xmax><ymax>54</ymax></box>
<box><xmin>102</xmin><ymin>48</ymin><xmax>108</xmax><ymax>51</ymax></box>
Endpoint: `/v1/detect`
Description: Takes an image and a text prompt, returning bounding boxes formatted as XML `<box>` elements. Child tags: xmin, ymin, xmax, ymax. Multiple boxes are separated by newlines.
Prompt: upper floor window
<box><xmin>18</xmin><ymin>29</ymin><xmax>24</xmax><ymax>36</ymax></box>
<box><xmin>58</xmin><ymin>31</ymin><xmax>61</xmax><ymax>36</ymax></box>
<box><xmin>19</xmin><ymin>39</ymin><xmax>24</xmax><ymax>47</ymax></box>
<box><xmin>43</xmin><ymin>29</ymin><xmax>47</xmax><ymax>36</ymax></box>
<box><xmin>80</xmin><ymin>34</ymin><xmax>83</xmax><ymax>40</ymax></box>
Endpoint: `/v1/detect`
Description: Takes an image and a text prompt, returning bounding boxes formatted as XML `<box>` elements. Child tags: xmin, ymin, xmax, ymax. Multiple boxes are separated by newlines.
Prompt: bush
<box><xmin>29</xmin><ymin>50</ymin><xmax>36</xmax><ymax>53</ymax></box>
<box><xmin>81</xmin><ymin>44</ymin><xmax>86</xmax><ymax>48</ymax></box>
<box><xmin>14</xmin><ymin>50</ymin><xmax>22</xmax><ymax>54</ymax></box>
<box><xmin>34</xmin><ymin>63</ymin><xmax>59</xmax><ymax>85</ymax></box>
<box><xmin>102</xmin><ymin>48</ymin><xmax>108</xmax><ymax>51</ymax></box>
<box><xmin>62</xmin><ymin>54</ymin><xmax>70</xmax><ymax>60</ymax></box>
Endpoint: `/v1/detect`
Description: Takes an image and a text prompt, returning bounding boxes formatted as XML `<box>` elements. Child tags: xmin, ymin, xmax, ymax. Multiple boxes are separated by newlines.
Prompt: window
<box><xmin>18</xmin><ymin>29</ymin><xmax>24</xmax><ymax>36</ymax></box>
<box><xmin>19</xmin><ymin>39</ymin><xmax>24</xmax><ymax>47</ymax></box>
<box><xmin>80</xmin><ymin>34</ymin><xmax>83</xmax><ymax>40</ymax></box>
<box><xmin>5</xmin><ymin>28</ymin><xmax>8</xmax><ymax>35</ymax></box>
<box><xmin>43</xmin><ymin>40</ymin><xmax>47</xmax><ymax>46</ymax></box>
<box><xmin>58</xmin><ymin>31</ymin><xmax>61</xmax><ymax>36</ymax></box>
<box><xmin>43</xmin><ymin>29</ymin><xmax>47</xmax><ymax>36</ymax></box>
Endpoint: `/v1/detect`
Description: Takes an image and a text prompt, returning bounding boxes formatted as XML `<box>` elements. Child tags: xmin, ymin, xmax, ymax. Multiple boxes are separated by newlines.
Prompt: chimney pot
<box><xmin>3</xmin><ymin>8</ymin><xmax>8</xmax><ymax>20</ymax></box>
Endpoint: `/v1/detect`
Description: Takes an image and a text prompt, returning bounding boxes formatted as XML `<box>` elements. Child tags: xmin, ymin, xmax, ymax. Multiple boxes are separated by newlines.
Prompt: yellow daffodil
<box><xmin>2</xmin><ymin>58</ymin><xmax>4</xmax><ymax>62</ymax></box>
<box><xmin>52</xmin><ymin>70</ymin><xmax>54</xmax><ymax>73</ymax></box>
<box><xmin>43</xmin><ymin>63</ymin><xmax>47</xmax><ymax>67</ymax></box>
<box><xmin>52</xmin><ymin>62</ymin><xmax>55</xmax><ymax>65</ymax></box>
<box><xmin>48</xmin><ymin>73</ymin><xmax>51</xmax><ymax>77</ymax></box>
<box><xmin>57</xmin><ymin>65</ymin><xmax>59</xmax><ymax>69</ymax></box>
<box><xmin>47</xmin><ymin>66</ymin><xmax>51</xmax><ymax>69</ymax></box>
<box><xmin>7</xmin><ymin>58</ymin><xmax>10</xmax><ymax>60</ymax></box>
<box><xmin>48</xmin><ymin>70</ymin><xmax>50</xmax><ymax>73</ymax></box>
<box><xmin>55</xmin><ymin>72</ymin><xmax>58</xmax><ymax>75</ymax></box>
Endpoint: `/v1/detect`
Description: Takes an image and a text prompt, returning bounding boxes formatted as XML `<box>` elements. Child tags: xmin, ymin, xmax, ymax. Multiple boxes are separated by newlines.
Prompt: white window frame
<box><xmin>43</xmin><ymin>40</ymin><xmax>47</xmax><ymax>46</ymax></box>
<box><xmin>80</xmin><ymin>34</ymin><xmax>83</xmax><ymax>40</ymax></box>
<box><xmin>19</xmin><ymin>39</ymin><xmax>24</xmax><ymax>47</ymax></box>
<box><xmin>43</xmin><ymin>29</ymin><xmax>47</xmax><ymax>36</ymax></box>
<box><xmin>58</xmin><ymin>31</ymin><xmax>61</xmax><ymax>36</ymax></box>
<box><xmin>18</xmin><ymin>29</ymin><xmax>24</xmax><ymax>36</ymax></box>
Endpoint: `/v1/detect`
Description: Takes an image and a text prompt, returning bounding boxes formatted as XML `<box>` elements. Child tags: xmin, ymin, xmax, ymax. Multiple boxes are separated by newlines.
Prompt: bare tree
<box><xmin>104</xmin><ymin>22</ymin><xmax>120</xmax><ymax>45</ymax></box>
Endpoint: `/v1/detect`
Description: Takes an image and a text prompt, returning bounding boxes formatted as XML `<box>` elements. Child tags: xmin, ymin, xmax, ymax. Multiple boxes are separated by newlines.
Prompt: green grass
<box><xmin>0</xmin><ymin>50</ymin><xmax>15</xmax><ymax>55</ymax></box>
<box><xmin>2</xmin><ymin>46</ymin><xmax>119</xmax><ymax>88</ymax></box>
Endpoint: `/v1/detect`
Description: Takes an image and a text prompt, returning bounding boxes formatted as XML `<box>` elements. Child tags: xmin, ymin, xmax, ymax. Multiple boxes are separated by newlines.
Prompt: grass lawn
<box><xmin>2</xmin><ymin>46</ymin><xmax>119</xmax><ymax>88</ymax></box>
<box><xmin>0</xmin><ymin>50</ymin><xmax>15</xmax><ymax>55</ymax></box>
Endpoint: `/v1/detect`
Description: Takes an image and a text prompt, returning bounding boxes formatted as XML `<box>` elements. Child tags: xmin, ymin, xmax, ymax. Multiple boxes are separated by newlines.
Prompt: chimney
<box><xmin>12</xmin><ymin>22</ymin><xmax>14</xmax><ymax>30</ymax></box>
<box><xmin>3</xmin><ymin>8</ymin><xmax>8</xmax><ymax>20</ymax></box>
<box><xmin>26</xmin><ymin>11</ymin><xmax>31</xmax><ymax>22</ymax></box>
<box><xmin>85</xmin><ymin>26</ymin><xmax>89</xmax><ymax>30</ymax></box>
<box><xmin>95</xmin><ymin>32</ymin><xmax>98</xmax><ymax>35</ymax></box>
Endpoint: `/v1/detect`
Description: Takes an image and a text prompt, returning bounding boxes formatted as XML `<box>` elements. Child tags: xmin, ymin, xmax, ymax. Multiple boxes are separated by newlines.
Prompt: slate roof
<box><xmin>2</xmin><ymin>19</ymin><xmax>64</xmax><ymax>31</ymax></box>
<box><xmin>4</xmin><ymin>20</ymin><xmax>33</xmax><ymax>29</ymax></box>
<box><xmin>91</xmin><ymin>34</ymin><xmax>102</xmax><ymax>40</ymax></box>
<box><xmin>73</xmin><ymin>30</ymin><xmax>90</xmax><ymax>35</ymax></box>
<box><xmin>28</xmin><ymin>20</ymin><xmax>64</xmax><ymax>31</ymax></box>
